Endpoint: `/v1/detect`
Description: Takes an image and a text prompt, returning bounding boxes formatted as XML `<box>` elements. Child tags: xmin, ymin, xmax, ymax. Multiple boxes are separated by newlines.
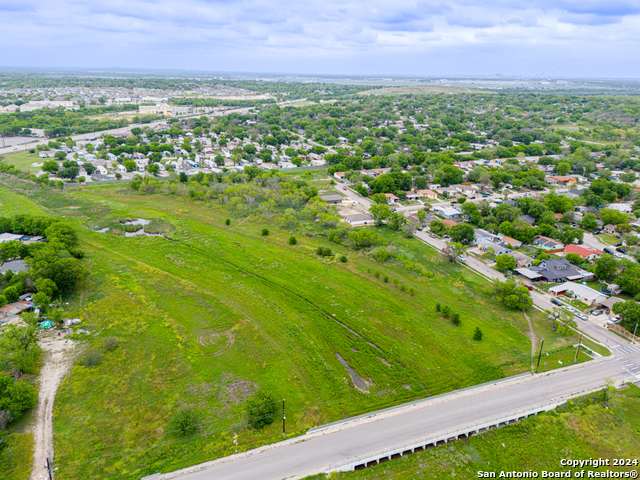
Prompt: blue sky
<box><xmin>1</xmin><ymin>0</ymin><xmax>639</xmax><ymax>77</ymax></box>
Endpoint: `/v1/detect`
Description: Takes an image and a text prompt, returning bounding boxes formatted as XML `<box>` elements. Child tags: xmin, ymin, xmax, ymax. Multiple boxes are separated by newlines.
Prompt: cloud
<box><xmin>0</xmin><ymin>0</ymin><xmax>639</xmax><ymax>76</ymax></box>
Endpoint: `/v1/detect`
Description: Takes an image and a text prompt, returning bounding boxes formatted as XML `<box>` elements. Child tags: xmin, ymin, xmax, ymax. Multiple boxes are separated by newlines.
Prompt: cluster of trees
<box><xmin>488</xmin><ymin>280</ymin><xmax>533</xmax><ymax>311</ymax></box>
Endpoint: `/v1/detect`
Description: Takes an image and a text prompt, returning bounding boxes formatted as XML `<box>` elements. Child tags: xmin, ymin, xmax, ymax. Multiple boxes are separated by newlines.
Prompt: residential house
<box><xmin>518</xmin><ymin>214</ymin><xmax>536</xmax><ymax>225</ymax></box>
<box><xmin>477</xmin><ymin>239</ymin><xmax>510</xmax><ymax>255</ymax></box>
<box><xmin>507</xmin><ymin>251</ymin><xmax>534</xmax><ymax>268</ymax></box>
<box><xmin>563</xmin><ymin>244</ymin><xmax>602</xmax><ymax>261</ymax></box>
<box><xmin>416</xmin><ymin>189</ymin><xmax>438</xmax><ymax>200</ymax></box>
<box><xmin>548</xmin><ymin>175</ymin><xmax>577</xmax><ymax>185</ymax></box>
<box><xmin>442</xmin><ymin>219</ymin><xmax>458</xmax><ymax>229</ymax></box>
<box><xmin>533</xmin><ymin>235</ymin><xmax>563</xmax><ymax>251</ymax></box>
<box><xmin>321</xmin><ymin>194</ymin><xmax>342</xmax><ymax>204</ymax></box>
<box><xmin>602</xmin><ymin>224</ymin><xmax>617</xmax><ymax>235</ymax></box>
<box><xmin>549</xmin><ymin>282</ymin><xmax>607</xmax><ymax>306</ymax></box>
<box><xmin>384</xmin><ymin>193</ymin><xmax>400</xmax><ymax>204</ymax></box>
<box><xmin>344</xmin><ymin>214</ymin><xmax>374</xmax><ymax>226</ymax></box>
<box><xmin>499</xmin><ymin>236</ymin><xmax>522</xmax><ymax>249</ymax></box>
<box><xmin>528</xmin><ymin>258</ymin><xmax>593</xmax><ymax>283</ymax></box>
<box><xmin>474</xmin><ymin>229</ymin><xmax>500</xmax><ymax>244</ymax></box>
<box><xmin>405</xmin><ymin>191</ymin><xmax>421</xmax><ymax>201</ymax></box>
<box><xmin>433</xmin><ymin>206</ymin><xmax>462</xmax><ymax>220</ymax></box>
<box><xmin>601</xmin><ymin>296</ymin><xmax>625</xmax><ymax>314</ymax></box>
<box><xmin>605</xmin><ymin>203</ymin><xmax>632</xmax><ymax>214</ymax></box>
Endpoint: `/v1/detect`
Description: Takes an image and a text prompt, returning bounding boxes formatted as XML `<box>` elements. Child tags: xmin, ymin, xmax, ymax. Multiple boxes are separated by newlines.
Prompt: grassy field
<box><xmin>0</xmin><ymin>433</ymin><xmax>34</xmax><ymax>480</ymax></box>
<box><xmin>306</xmin><ymin>384</ymin><xmax>640</xmax><ymax>479</ymax></box>
<box><xmin>0</xmin><ymin>176</ymin><xmax>595</xmax><ymax>479</ymax></box>
<box><xmin>0</xmin><ymin>150</ymin><xmax>43</xmax><ymax>174</ymax></box>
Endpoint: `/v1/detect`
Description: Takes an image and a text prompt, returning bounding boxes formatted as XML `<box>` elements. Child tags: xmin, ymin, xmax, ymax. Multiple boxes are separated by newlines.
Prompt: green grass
<box><xmin>0</xmin><ymin>183</ymin><xmax>50</xmax><ymax>216</ymax></box>
<box><xmin>0</xmin><ymin>150</ymin><xmax>43</xmax><ymax>174</ymax></box>
<box><xmin>0</xmin><ymin>433</ymin><xmax>34</xmax><ymax>480</ymax></box>
<box><xmin>305</xmin><ymin>384</ymin><xmax>640</xmax><ymax>480</ymax></box>
<box><xmin>598</xmin><ymin>234</ymin><xmax>618</xmax><ymax>245</ymax></box>
<box><xmin>0</xmin><ymin>178</ymin><xmax>597</xmax><ymax>479</ymax></box>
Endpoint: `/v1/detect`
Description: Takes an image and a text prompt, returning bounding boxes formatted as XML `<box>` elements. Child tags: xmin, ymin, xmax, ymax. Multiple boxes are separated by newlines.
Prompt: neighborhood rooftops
<box><xmin>563</xmin><ymin>244</ymin><xmax>602</xmax><ymax>258</ymax></box>
<box><xmin>549</xmin><ymin>282</ymin><xmax>607</xmax><ymax>305</ymax></box>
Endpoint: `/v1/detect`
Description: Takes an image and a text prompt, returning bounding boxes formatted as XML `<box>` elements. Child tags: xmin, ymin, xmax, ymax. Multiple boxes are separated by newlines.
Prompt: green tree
<box><xmin>581</xmin><ymin>213</ymin><xmax>598</xmax><ymax>231</ymax></box>
<box><xmin>429</xmin><ymin>219</ymin><xmax>446</xmax><ymax>236</ymax></box>
<box><xmin>449</xmin><ymin>224</ymin><xmax>474</xmax><ymax>244</ymax></box>
<box><xmin>166</xmin><ymin>408</ymin><xmax>200</xmax><ymax>437</ymax></box>
<box><xmin>45</xmin><ymin>223</ymin><xmax>78</xmax><ymax>248</ymax></box>
<box><xmin>41</xmin><ymin>160</ymin><xmax>59</xmax><ymax>173</ymax></box>
<box><xmin>148</xmin><ymin>163</ymin><xmax>160</xmax><ymax>175</ymax></box>
<box><xmin>123</xmin><ymin>160</ymin><xmax>136</xmax><ymax>172</ymax></box>
<box><xmin>369</xmin><ymin>203</ymin><xmax>391</xmax><ymax>226</ymax></box>
<box><xmin>387</xmin><ymin>212</ymin><xmax>407</xmax><ymax>231</ymax></box>
<box><xmin>473</xmin><ymin>327</ymin><xmax>483</xmax><ymax>341</ymax></box>
<box><xmin>261</xmin><ymin>228</ymin><xmax>269</xmax><ymax>236</ymax></box>
<box><xmin>288</xmin><ymin>236</ymin><xmax>297</xmax><ymax>245</ymax></box>
<box><xmin>555</xmin><ymin>162</ymin><xmax>571</xmax><ymax>175</ymax></box>
<box><xmin>594</xmin><ymin>254</ymin><xmax>618</xmax><ymax>282</ymax></box>
<box><xmin>612</xmin><ymin>300</ymin><xmax>640</xmax><ymax>333</ymax></box>
<box><xmin>179</xmin><ymin>172</ymin><xmax>188</xmax><ymax>183</ymax></box>
<box><xmin>495</xmin><ymin>254</ymin><xmax>516</xmax><ymax>272</ymax></box>
<box><xmin>245</xmin><ymin>391</ymin><xmax>278</xmax><ymax>430</ymax></box>
<box><xmin>490</xmin><ymin>280</ymin><xmax>533</xmax><ymax>310</ymax></box>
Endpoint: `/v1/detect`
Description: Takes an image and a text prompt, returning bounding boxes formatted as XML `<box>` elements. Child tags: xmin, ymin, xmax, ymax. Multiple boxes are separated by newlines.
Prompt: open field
<box><xmin>306</xmin><ymin>384</ymin><xmax>640</xmax><ymax>479</ymax></box>
<box><xmin>0</xmin><ymin>150</ymin><xmax>43</xmax><ymax>174</ymax></box>
<box><xmin>0</xmin><ymin>176</ymin><xmax>593</xmax><ymax>479</ymax></box>
<box><xmin>359</xmin><ymin>85</ymin><xmax>493</xmax><ymax>96</ymax></box>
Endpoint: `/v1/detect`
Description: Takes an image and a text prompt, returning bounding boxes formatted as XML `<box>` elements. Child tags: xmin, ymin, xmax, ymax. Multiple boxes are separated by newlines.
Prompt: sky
<box><xmin>1</xmin><ymin>0</ymin><xmax>640</xmax><ymax>78</ymax></box>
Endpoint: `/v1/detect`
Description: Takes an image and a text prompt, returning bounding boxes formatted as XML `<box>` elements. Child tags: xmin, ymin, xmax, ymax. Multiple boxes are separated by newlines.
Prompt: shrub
<box><xmin>79</xmin><ymin>349</ymin><xmax>103</xmax><ymax>367</ymax></box>
<box><xmin>392</xmin><ymin>278</ymin><xmax>399</xmax><ymax>286</ymax></box>
<box><xmin>261</xmin><ymin>228</ymin><xmax>269</xmax><ymax>236</ymax></box>
<box><xmin>225</xmin><ymin>218</ymin><xmax>231</xmax><ymax>226</ymax></box>
<box><xmin>340</xmin><ymin>255</ymin><xmax>347</xmax><ymax>263</ymax></box>
<box><xmin>288</xmin><ymin>236</ymin><xmax>297</xmax><ymax>245</ymax></box>
<box><xmin>451</xmin><ymin>313</ymin><xmax>461</xmax><ymax>326</ymax></box>
<box><xmin>400</xmin><ymin>285</ymin><xmax>406</xmax><ymax>292</ymax></box>
<box><xmin>103</xmin><ymin>337</ymin><xmax>120</xmax><ymax>352</ymax></box>
<box><xmin>316</xmin><ymin>247</ymin><xmax>332</xmax><ymax>257</ymax></box>
<box><xmin>473</xmin><ymin>327</ymin><xmax>483</xmax><ymax>341</ymax></box>
<box><xmin>167</xmin><ymin>408</ymin><xmax>200</xmax><ymax>437</ymax></box>
<box><xmin>435</xmin><ymin>303</ymin><xmax>441</xmax><ymax>312</ymax></box>
<box><xmin>374</xmin><ymin>270</ymin><xmax>381</xmax><ymax>278</ymax></box>
<box><xmin>383</xmin><ymin>275</ymin><xmax>389</xmax><ymax>283</ymax></box>
<box><xmin>441</xmin><ymin>305</ymin><xmax>451</xmax><ymax>318</ymax></box>
<box><xmin>246</xmin><ymin>391</ymin><xmax>278</xmax><ymax>430</ymax></box>
<box><xmin>409</xmin><ymin>287</ymin><xmax>415</xmax><ymax>296</ymax></box>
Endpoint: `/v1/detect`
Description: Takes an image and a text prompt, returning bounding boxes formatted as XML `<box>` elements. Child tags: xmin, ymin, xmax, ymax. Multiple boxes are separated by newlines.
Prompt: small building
<box><xmin>416</xmin><ymin>189</ymin><xmax>438</xmax><ymax>200</ymax></box>
<box><xmin>344</xmin><ymin>214</ymin><xmax>374</xmax><ymax>226</ymax></box>
<box><xmin>601</xmin><ymin>296</ymin><xmax>624</xmax><ymax>313</ymax></box>
<box><xmin>321</xmin><ymin>194</ymin><xmax>343</xmax><ymax>204</ymax></box>
<box><xmin>563</xmin><ymin>244</ymin><xmax>602</xmax><ymax>261</ymax></box>
<box><xmin>433</xmin><ymin>206</ymin><xmax>462</xmax><ymax>220</ymax></box>
<box><xmin>405</xmin><ymin>192</ymin><xmax>421</xmax><ymax>201</ymax></box>
<box><xmin>507</xmin><ymin>251</ymin><xmax>534</xmax><ymax>268</ymax></box>
<box><xmin>549</xmin><ymin>282</ymin><xmax>607</xmax><ymax>306</ymax></box>
<box><xmin>602</xmin><ymin>224</ymin><xmax>617</xmax><ymax>235</ymax></box>
<box><xmin>500</xmin><ymin>236</ymin><xmax>522</xmax><ymax>249</ymax></box>
<box><xmin>0</xmin><ymin>233</ymin><xmax>24</xmax><ymax>243</ymax></box>
<box><xmin>518</xmin><ymin>214</ymin><xmax>536</xmax><ymax>225</ymax></box>
<box><xmin>533</xmin><ymin>236</ymin><xmax>563</xmax><ymax>251</ymax></box>
<box><xmin>384</xmin><ymin>193</ymin><xmax>400</xmax><ymax>204</ymax></box>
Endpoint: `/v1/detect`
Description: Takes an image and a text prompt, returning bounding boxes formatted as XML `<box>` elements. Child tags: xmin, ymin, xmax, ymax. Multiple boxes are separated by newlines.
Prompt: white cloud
<box><xmin>1</xmin><ymin>0</ymin><xmax>639</xmax><ymax>76</ymax></box>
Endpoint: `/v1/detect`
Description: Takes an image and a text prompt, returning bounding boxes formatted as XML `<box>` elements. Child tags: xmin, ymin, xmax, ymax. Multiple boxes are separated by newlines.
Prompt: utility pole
<box><xmin>282</xmin><ymin>399</ymin><xmax>286</xmax><ymax>440</ymax></box>
<box><xmin>535</xmin><ymin>339</ymin><xmax>545</xmax><ymax>373</ymax></box>
<box><xmin>574</xmin><ymin>334</ymin><xmax>583</xmax><ymax>364</ymax></box>
<box><xmin>46</xmin><ymin>456</ymin><xmax>53</xmax><ymax>480</ymax></box>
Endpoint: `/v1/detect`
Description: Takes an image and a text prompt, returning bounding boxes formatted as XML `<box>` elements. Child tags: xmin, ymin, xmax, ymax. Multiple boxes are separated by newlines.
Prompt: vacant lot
<box><xmin>0</xmin><ymin>178</ymin><xmax>592</xmax><ymax>479</ymax></box>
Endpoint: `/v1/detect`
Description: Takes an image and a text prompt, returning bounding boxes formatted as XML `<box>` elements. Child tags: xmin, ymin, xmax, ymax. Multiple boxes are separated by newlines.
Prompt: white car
<box><xmin>614</xmin><ymin>253</ymin><xmax>623</xmax><ymax>258</ymax></box>
<box><xmin>574</xmin><ymin>313</ymin><xmax>588</xmax><ymax>321</ymax></box>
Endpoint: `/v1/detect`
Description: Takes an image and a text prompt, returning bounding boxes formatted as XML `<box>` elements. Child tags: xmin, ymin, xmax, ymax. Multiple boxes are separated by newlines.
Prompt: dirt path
<box><xmin>31</xmin><ymin>332</ymin><xmax>75</xmax><ymax>480</ymax></box>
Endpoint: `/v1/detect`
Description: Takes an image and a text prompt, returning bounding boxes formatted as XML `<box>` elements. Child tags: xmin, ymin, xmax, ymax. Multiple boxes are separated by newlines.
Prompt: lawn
<box><xmin>0</xmin><ymin>178</ymin><xmax>596</xmax><ymax>479</ymax></box>
<box><xmin>0</xmin><ymin>150</ymin><xmax>44</xmax><ymax>174</ymax></box>
<box><xmin>305</xmin><ymin>384</ymin><xmax>640</xmax><ymax>479</ymax></box>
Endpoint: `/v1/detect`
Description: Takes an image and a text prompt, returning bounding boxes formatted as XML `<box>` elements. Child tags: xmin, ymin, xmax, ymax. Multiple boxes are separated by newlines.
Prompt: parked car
<box><xmin>607</xmin><ymin>316</ymin><xmax>621</xmax><ymax>324</ymax></box>
<box><xmin>429</xmin><ymin>233</ymin><xmax>437</xmax><ymax>238</ymax></box>
<box><xmin>443</xmin><ymin>235</ymin><xmax>450</xmax><ymax>239</ymax></box>
<box><xmin>616</xmin><ymin>247</ymin><xmax>627</xmax><ymax>254</ymax></box>
<box><xmin>603</xmin><ymin>247</ymin><xmax>614</xmax><ymax>255</ymax></box>
<box><xmin>614</xmin><ymin>243</ymin><xmax>622</xmax><ymax>247</ymax></box>
<box><xmin>614</xmin><ymin>252</ymin><xmax>623</xmax><ymax>259</ymax></box>
<box><xmin>417</xmin><ymin>227</ymin><xmax>423</xmax><ymax>231</ymax></box>
<box><xmin>391</xmin><ymin>208</ymin><xmax>397</xmax><ymax>212</ymax></box>
<box><xmin>593</xmin><ymin>229</ymin><xmax>601</xmax><ymax>235</ymax></box>
<box><xmin>525</xmin><ymin>285</ymin><xmax>533</xmax><ymax>291</ymax></box>
<box><xmin>551</xmin><ymin>299</ymin><xmax>562</xmax><ymax>306</ymax></box>
<box><xmin>575</xmin><ymin>313</ymin><xmax>588</xmax><ymax>321</ymax></box>
<box><xmin>592</xmin><ymin>310</ymin><xmax>604</xmax><ymax>316</ymax></box>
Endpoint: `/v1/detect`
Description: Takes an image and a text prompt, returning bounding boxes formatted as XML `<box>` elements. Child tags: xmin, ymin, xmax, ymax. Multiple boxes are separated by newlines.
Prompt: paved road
<box><xmin>159</xmin><ymin>350</ymin><xmax>638</xmax><ymax>480</ymax></box>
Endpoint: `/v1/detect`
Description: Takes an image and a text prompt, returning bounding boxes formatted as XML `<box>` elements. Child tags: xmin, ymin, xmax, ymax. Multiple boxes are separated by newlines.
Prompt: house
<box><xmin>405</xmin><ymin>192</ymin><xmax>421</xmax><ymax>201</ymax></box>
<box><xmin>384</xmin><ymin>193</ymin><xmax>400</xmax><ymax>204</ymax></box>
<box><xmin>436</xmin><ymin>186</ymin><xmax>459</xmax><ymax>197</ymax></box>
<box><xmin>0</xmin><ymin>233</ymin><xmax>24</xmax><ymax>243</ymax></box>
<box><xmin>563</xmin><ymin>244</ymin><xmax>602</xmax><ymax>261</ymax></box>
<box><xmin>474</xmin><ymin>229</ymin><xmax>500</xmax><ymax>244</ymax></box>
<box><xmin>333</xmin><ymin>172</ymin><xmax>346</xmax><ymax>181</ymax></box>
<box><xmin>344</xmin><ymin>214</ymin><xmax>374</xmax><ymax>226</ymax></box>
<box><xmin>442</xmin><ymin>219</ymin><xmax>458</xmax><ymax>229</ymax></box>
<box><xmin>416</xmin><ymin>189</ymin><xmax>438</xmax><ymax>200</ymax></box>
<box><xmin>499</xmin><ymin>236</ymin><xmax>522</xmax><ymax>249</ymax></box>
<box><xmin>321</xmin><ymin>194</ymin><xmax>343</xmax><ymax>204</ymax></box>
<box><xmin>433</xmin><ymin>206</ymin><xmax>462</xmax><ymax>220</ymax></box>
<box><xmin>605</xmin><ymin>203</ymin><xmax>632</xmax><ymax>214</ymax></box>
<box><xmin>39</xmin><ymin>151</ymin><xmax>54</xmax><ymax>158</ymax></box>
<box><xmin>507</xmin><ymin>251</ymin><xmax>534</xmax><ymax>268</ymax></box>
<box><xmin>478</xmin><ymin>240</ymin><xmax>510</xmax><ymax>255</ymax></box>
<box><xmin>533</xmin><ymin>235</ymin><xmax>563</xmax><ymax>251</ymax></box>
<box><xmin>95</xmin><ymin>165</ymin><xmax>109</xmax><ymax>175</ymax></box>
<box><xmin>518</xmin><ymin>214</ymin><xmax>536</xmax><ymax>225</ymax></box>
<box><xmin>549</xmin><ymin>282</ymin><xmax>607</xmax><ymax>306</ymax></box>
<box><xmin>602</xmin><ymin>224</ymin><xmax>617</xmax><ymax>235</ymax></box>
<box><xmin>514</xmin><ymin>268</ymin><xmax>545</xmax><ymax>282</ymax></box>
<box><xmin>548</xmin><ymin>175</ymin><xmax>577</xmax><ymax>185</ymax></box>
<box><xmin>528</xmin><ymin>258</ymin><xmax>593</xmax><ymax>283</ymax></box>
<box><xmin>601</xmin><ymin>296</ymin><xmax>625</xmax><ymax>313</ymax></box>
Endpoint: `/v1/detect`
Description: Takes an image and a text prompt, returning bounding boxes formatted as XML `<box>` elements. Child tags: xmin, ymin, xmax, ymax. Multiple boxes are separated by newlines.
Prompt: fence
<box><xmin>325</xmin><ymin>400</ymin><xmax>565</xmax><ymax>473</ymax></box>
<box><xmin>607</xmin><ymin>323</ymin><xmax>638</xmax><ymax>343</ymax></box>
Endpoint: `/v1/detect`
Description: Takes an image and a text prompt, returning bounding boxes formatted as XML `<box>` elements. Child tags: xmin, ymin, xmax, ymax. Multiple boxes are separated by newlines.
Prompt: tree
<box><xmin>416</xmin><ymin>209</ymin><xmax>426</xmax><ymax>223</ymax></box>
<box><xmin>495</xmin><ymin>254</ymin><xmax>516</xmax><ymax>272</ymax></box>
<box><xmin>166</xmin><ymin>408</ymin><xmax>200</xmax><ymax>437</ymax></box>
<box><xmin>179</xmin><ymin>172</ymin><xmax>188</xmax><ymax>183</ymax></box>
<box><xmin>58</xmin><ymin>166</ymin><xmax>79</xmax><ymax>180</ymax></box>
<box><xmin>288</xmin><ymin>236</ymin><xmax>297</xmax><ymax>245</ymax></box>
<box><xmin>612</xmin><ymin>300</ymin><xmax>640</xmax><ymax>333</ymax></box>
<box><xmin>449</xmin><ymin>224</ymin><xmax>474</xmax><ymax>244</ymax></box>
<box><xmin>45</xmin><ymin>223</ymin><xmax>78</xmax><ymax>248</ymax></box>
<box><xmin>369</xmin><ymin>203</ymin><xmax>391</xmax><ymax>226</ymax></box>
<box><xmin>148</xmin><ymin>163</ymin><xmax>160</xmax><ymax>175</ymax></box>
<box><xmin>490</xmin><ymin>280</ymin><xmax>533</xmax><ymax>310</ymax></box>
<box><xmin>555</xmin><ymin>162</ymin><xmax>571</xmax><ymax>175</ymax></box>
<box><xmin>387</xmin><ymin>212</ymin><xmax>407</xmax><ymax>231</ymax></box>
<box><xmin>0</xmin><ymin>374</ymin><xmax>38</xmax><ymax>420</ymax></box>
<box><xmin>473</xmin><ymin>327</ymin><xmax>483</xmax><ymax>341</ymax></box>
<box><xmin>245</xmin><ymin>391</ymin><xmax>278</xmax><ymax>430</ymax></box>
<box><xmin>443</xmin><ymin>242</ymin><xmax>465</xmax><ymax>263</ymax></box>
<box><xmin>261</xmin><ymin>228</ymin><xmax>269</xmax><ymax>236</ymax></box>
<box><xmin>581</xmin><ymin>213</ymin><xmax>598</xmax><ymax>231</ymax></box>
<box><xmin>594</xmin><ymin>254</ymin><xmax>618</xmax><ymax>282</ymax></box>
<box><xmin>41</xmin><ymin>160</ymin><xmax>59</xmax><ymax>173</ymax></box>
<box><xmin>0</xmin><ymin>324</ymin><xmax>40</xmax><ymax>377</ymax></box>
<box><xmin>123</xmin><ymin>160</ymin><xmax>136</xmax><ymax>172</ymax></box>
<box><xmin>148</xmin><ymin>152</ymin><xmax>162</xmax><ymax>163</ymax></box>
<box><xmin>430</xmin><ymin>219</ymin><xmax>446</xmax><ymax>236</ymax></box>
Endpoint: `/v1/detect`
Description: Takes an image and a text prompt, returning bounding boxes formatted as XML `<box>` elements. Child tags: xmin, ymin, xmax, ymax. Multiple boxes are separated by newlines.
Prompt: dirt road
<box><xmin>31</xmin><ymin>332</ymin><xmax>75</xmax><ymax>480</ymax></box>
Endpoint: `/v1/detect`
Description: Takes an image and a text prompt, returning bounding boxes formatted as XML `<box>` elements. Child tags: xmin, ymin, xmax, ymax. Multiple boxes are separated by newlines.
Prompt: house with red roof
<box><xmin>563</xmin><ymin>244</ymin><xmax>602</xmax><ymax>261</ymax></box>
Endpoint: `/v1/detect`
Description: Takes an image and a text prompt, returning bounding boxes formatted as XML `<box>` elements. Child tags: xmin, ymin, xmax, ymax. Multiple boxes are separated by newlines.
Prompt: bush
<box><xmin>340</xmin><ymin>255</ymin><xmax>347</xmax><ymax>263</ymax></box>
<box><xmin>441</xmin><ymin>305</ymin><xmax>451</xmax><ymax>318</ymax></box>
<box><xmin>288</xmin><ymin>236</ymin><xmax>297</xmax><ymax>245</ymax></box>
<box><xmin>103</xmin><ymin>337</ymin><xmax>120</xmax><ymax>352</ymax></box>
<box><xmin>383</xmin><ymin>275</ymin><xmax>389</xmax><ymax>283</ymax></box>
<box><xmin>392</xmin><ymin>278</ymin><xmax>399</xmax><ymax>286</ymax></box>
<box><xmin>261</xmin><ymin>228</ymin><xmax>269</xmax><ymax>236</ymax></box>
<box><xmin>374</xmin><ymin>271</ymin><xmax>381</xmax><ymax>278</ymax></box>
<box><xmin>316</xmin><ymin>247</ymin><xmax>333</xmax><ymax>257</ymax></box>
<box><xmin>409</xmin><ymin>287</ymin><xmax>415</xmax><ymax>296</ymax></box>
<box><xmin>166</xmin><ymin>408</ymin><xmax>200</xmax><ymax>437</ymax></box>
<box><xmin>246</xmin><ymin>391</ymin><xmax>278</xmax><ymax>430</ymax></box>
<box><xmin>473</xmin><ymin>327</ymin><xmax>483</xmax><ymax>341</ymax></box>
<box><xmin>451</xmin><ymin>313</ymin><xmax>461</xmax><ymax>326</ymax></box>
<box><xmin>79</xmin><ymin>349</ymin><xmax>103</xmax><ymax>367</ymax></box>
<box><xmin>225</xmin><ymin>218</ymin><xmax>231</xmax><ymax>226</ymax></box>
<box><xmin>435</xmin><ymin>303</ymin><xmax>441</xmax><ymax>312</ymax></box>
